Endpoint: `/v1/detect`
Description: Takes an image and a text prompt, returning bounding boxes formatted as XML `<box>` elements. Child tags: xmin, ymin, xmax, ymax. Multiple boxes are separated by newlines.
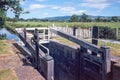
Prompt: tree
<box><xmin>70</xmin><ymin>14</ymin><xmax>79</xmax><ymax>22</ymax></box>
<box><xmin>95</xmin><ymin>17</ymin><xmax>101</xmax><ymax>22</ymax></box>
<box><xmin>0</xmin><ymin>0</ymin><xmax>25</xmax><ymax>28</ymax></box>
<box><xmin>111</xmin><ymin>16</ymin><xmax>118</xmax><ymax>22</ymax></box>
<box><xmin>81</xmin><ymin>13</ymin><xmax>88</xmax><ymax>22</ymax></box>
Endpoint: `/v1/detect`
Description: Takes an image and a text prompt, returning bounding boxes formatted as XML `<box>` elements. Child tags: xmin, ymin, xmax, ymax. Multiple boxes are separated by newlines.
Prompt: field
<box><xmin>7</xmin><ymin>21</ymin><xmax>120</xmax><ymax>28</ymax></box>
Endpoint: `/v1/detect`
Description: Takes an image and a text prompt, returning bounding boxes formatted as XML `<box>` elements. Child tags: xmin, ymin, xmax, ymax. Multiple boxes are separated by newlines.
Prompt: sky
<box><xmin>7</xmin><ymin>0</ymin><xmax>120</xmax><ymax>19</ymax></box>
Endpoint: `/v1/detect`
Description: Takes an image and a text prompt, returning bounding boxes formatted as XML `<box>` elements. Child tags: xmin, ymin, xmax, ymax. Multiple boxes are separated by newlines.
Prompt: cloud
<box><xmin>81</xmin><ymin>3</ymin><xmax>110</xmax><ymax>10</ymax></box>
<box><xmin>51</xmin><ymin>6</ymin><xmax>60</xmax><ymax>10</ymax></box>
<box><xmin>29</xmin><ymin>4</ymin><xmax>47</xmax><ymax>9</ymax></box>
<box><xmin>36</xmin><ymin>0</ymin><xmax>46</xmax><ymax>2</ymax></box>
<box><xmin>83</xmin><ymin>0</ymin><xmax>108</xmax><ymax>3</ymax></box>
<box><xmin>80</xmin><ymin>0</ymin><xmax>110</xmax><ymax>10</ymax></box>
<box><xmin>60</xmin><ymin>7</ymin><xmax>75</xmax><ymax>12</ymax></box>
<box><xmin>43</xmin><ymin>13</ymin><xmax>49</xmax><ymax>15</ymax></box>
<box><xmin>60</xmin><ymin>6</ymin><xmax>86</xmax><ymax>14</ymax></box>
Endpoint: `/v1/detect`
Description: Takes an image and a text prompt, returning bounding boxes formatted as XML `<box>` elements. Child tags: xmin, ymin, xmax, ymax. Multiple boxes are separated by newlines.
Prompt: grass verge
<box><xmin>0</xmin><ymin>69</ymin><xmax>17</xmax><ymax>80</ymax></box>
<box><xmin>86</xmin><ymin>39</ymin><xmax>120</xmax><ymax>57</ymax></box>
<box><xmin>0</xmin><ymin>40</ymin><xmax>14</xmax><ymax>56</ymax></box>
<box><xmin>52</xmin><ymin>36</ymin><xmax>78</xmax><ymax>47</ymax></box>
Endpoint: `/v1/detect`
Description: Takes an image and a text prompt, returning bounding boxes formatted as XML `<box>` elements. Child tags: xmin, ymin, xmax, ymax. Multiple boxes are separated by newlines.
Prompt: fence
<box><xmin>117</xmin><ymin>28</ymin><xmax>120</xmax><ymax>40</ymax></box>
<box><xmin>50</xmin><ymin>26</ymin><xmax>91</xmax><ymax>39</ymax></box>
<box><xmin>50</xmin><ymin>26</ymin><xmax>120</xmax><ymax>40</ymax></box>
<box><xmin>99</xmin><ymin>27</ymin><xmax>117</xmax><ymax>39</ymax></box>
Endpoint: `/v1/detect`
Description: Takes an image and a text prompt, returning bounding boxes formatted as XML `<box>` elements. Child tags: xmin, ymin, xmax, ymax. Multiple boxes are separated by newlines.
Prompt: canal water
<box><xmin>0</xmin><ymin>28</ymin><xmax>19</xmax><ymax>41</ymax></box>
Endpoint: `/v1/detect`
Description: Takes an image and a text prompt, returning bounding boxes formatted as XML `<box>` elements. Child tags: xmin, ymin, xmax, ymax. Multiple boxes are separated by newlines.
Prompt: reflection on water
<box><xmin>0</xmin><ymin>28</ymin><xmax>19</xmax><ymax>41</ymax></box>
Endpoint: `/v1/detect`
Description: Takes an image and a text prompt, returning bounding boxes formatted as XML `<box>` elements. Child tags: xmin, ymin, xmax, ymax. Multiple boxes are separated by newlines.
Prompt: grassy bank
<box><xmin>0</xmin><ymin>69</ymin><xmax>17</xmax><ymax>80</ymax></box>
<box><xmin>86</xmin><ymin>39</ymin><xmax>120</xmax><ymax>57</ymax></box>
<box><xmin>98</xmin><ymin>41</ymin><xmax>120</xmax><ymax>57</ymax></box>
<box><xmin>53</xmin><ymin>37</ymin><xmax>120</xmax><ymax>56</ymax></box>
<box><xmin>0</xmin><ymin>40</ymin><xmax>13</xmax><ymax>56</ymax></box>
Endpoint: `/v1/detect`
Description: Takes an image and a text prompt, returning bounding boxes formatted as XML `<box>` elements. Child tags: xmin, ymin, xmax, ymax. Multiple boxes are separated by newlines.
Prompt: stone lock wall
<box><xmin>48</xmin><ymin>41</ymin><xmax>80</xmax><ymax>80</ymax></box>
<box><xmin>111</xmin><ymin>60</ymin><xmax>120</xmax><ymax>80</ymax></box>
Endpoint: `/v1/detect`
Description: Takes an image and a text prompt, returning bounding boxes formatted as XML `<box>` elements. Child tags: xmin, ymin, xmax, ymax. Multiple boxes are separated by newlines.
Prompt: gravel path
<box><xmin>0</xmin><ymin>40</ymin><xmax>45</xmax><ymax>80</ymax></box>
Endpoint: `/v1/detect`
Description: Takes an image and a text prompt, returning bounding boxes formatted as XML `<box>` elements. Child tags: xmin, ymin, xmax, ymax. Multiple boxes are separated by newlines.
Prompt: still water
<box><xmin>0</xmin><ymin>28</ymin><xmax>19</xmax><ymax>41</ymax></box>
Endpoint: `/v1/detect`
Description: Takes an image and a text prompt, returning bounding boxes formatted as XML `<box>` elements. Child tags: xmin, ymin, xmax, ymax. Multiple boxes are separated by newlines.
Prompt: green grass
<box><xmin>0</xmin><ymin>40</ymin><xmax>13</xmax><ymax>56</ymax></box>
<box><xmin>7</xmin><ymin>21</ymin><xmax>120</xmax><ymax>28</ymax></box>
<box><xmin>53</xmin><ymin>36</ymin><xmax>78</xmax><ymax>46</ymax></box>
<box><xmin>54</xmin><ymin>37</ymin><xmax>120</xmax><ymax>56</ymax></box>
<box><xmin>0</xmin><ymin>69</ymin><xmax>17</xmax><ymax>80</ymax></box>
<box><xmin>86</xmin><ymin>39</ymin><xmax>120</xmax><ymax>57</ymax></box>
<box><xmin>6</xmin><ymin>21</ymin><xmax>120</xmax><ymax>34</ymax></box>
<box><xmin>98</xmin><ymin>41</ymin><xmax>120</xmax><ymax>57</ymax></box>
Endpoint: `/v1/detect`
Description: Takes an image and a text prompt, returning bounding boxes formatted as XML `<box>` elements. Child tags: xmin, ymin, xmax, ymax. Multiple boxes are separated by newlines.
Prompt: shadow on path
<box><xmin>13</xmin><ymin>43</ymin><xmax>33</xmax><ymax>67</ymax></box>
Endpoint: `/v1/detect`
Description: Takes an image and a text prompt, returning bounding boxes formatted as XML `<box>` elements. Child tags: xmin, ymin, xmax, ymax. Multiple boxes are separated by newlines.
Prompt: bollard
<box><xmin>100</xmin><ymin>46</ymin><xmax>111</xmax><ymax>80</ymax></box>
<box><xmin>43</xmin><ymin>55</ymin><xmax>54</xmax><ymax>80</ymax></box>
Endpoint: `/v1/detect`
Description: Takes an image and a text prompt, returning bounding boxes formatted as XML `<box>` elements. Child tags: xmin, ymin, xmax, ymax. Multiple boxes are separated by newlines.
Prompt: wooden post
<box><xmin>23</xmin><ymin>28</ymin><xmax>27</xmax><ymax>46</ymax></box>
<box><xmin>34</xmin><ymin>29</ymin><xmax>39</xmax><ymax>69</ymax></box>
<box><xmin>92</xmin><ymin>26</ymin><xmax>99</xmax><ymax>45</ymax></box>
<box><xmin>73</xmin><ymin>27</ymin><xmax>77</xmax><ymax>36</ymax></box>
<box><xmin>116</xmin><ymin>28</ymin><xmax>118</xmax><ymax>40</ymax></box>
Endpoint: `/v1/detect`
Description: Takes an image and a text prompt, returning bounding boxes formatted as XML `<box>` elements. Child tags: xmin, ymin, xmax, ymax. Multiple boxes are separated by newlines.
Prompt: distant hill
<box><xmin>44</xmin><ymin>15</ymin><xmax>120</xmax><ymax>21</ymax></box>
<box><xmin>44</xmin><ymin>16</ymin><xmax>71</xmax><ymax>21</ymax></box>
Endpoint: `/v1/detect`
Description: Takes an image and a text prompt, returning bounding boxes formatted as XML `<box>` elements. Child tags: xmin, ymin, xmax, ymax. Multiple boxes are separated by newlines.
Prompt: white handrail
<box><xmin>39</xmin><ymin>43</ymin><xmax>49</xmax><ymax>55</ymax></box>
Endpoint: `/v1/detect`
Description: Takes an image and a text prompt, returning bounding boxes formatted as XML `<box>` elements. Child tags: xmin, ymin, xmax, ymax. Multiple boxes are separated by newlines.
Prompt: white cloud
<box><xmin>36</xmin><ymin>0</ymin><xmax>46</xmax><ymax>2</ymax></box>
<box><xmin>80</xmin><ymin>0</ymin><xmax>110</xmax><ymax>10</ymax></box>
<box><xmin>60</xmin><ymin>7</ymin><xmax>76</xmax><ymax>12</ymax></box>
<box><xmin>51</xmin><ymin>6</ymin><xmax>60</xmax><ymax>10</ymax></box>
<box><xmin>81</xmin><ymin>3</ymin><xmax>110</xmax><ymax>10</ymax></box>
<box><xmin>60</xmin><ymin>6</ymin><xmax>86</xmax><ymax>14</ymax></box>
<box><xmin>43</xmin><ymin>13</ymin><xmax>49</xmax><ymax>15</ymax></box>
<box><xmin>29</xmin><ymin>4</ymin><xmax>47</xmax><ymax>9</ymax></box>
<box><xmin>83</xmin><ymin>0</ymin><xmax>108</xmax><ymax>3</ymax></box>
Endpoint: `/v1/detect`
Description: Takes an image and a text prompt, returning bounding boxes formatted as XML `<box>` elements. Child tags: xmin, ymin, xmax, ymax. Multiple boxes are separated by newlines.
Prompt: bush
<box><xmin>0</xmin><ymin>34</ymin><xmax>6</xmax><ymax>40</ymax></box>
<box><xmin>99</xmin><ymin>26</ymin><xmax>117</xmax><ymax>39</ymax></box>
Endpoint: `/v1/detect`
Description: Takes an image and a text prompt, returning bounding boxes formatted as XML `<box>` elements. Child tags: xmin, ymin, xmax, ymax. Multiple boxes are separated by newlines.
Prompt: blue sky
<box><xmin>7</xmin><ymin>0</ymin><xmax>120</xmax><ymax>19</ymax></box>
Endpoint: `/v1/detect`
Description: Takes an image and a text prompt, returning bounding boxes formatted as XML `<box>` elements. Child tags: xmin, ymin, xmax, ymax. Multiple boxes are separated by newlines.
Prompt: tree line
<box><xmin>6</xmin><ymin>14</ymin><xmax>120</xmax><ymax>22</ymax></box>
<box><xmin>69</xmin><ymin>13</ymin><xmax>120</xmax><ymax>22</ymax></box>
